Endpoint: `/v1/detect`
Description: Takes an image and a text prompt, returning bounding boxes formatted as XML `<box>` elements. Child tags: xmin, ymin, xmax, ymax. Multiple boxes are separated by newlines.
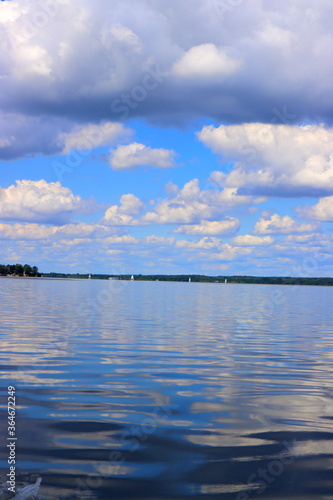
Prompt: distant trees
<box><xmin>37</xmin><ymin>273</ymin><xmax>333</xmax><ymax>286</ymax></box>
<box><xmin>15</xmin><ymin>264</ymin><xmax>24</xmax><ymax>276</ymax></box>
<box><xmin>0</xmin><ymin>263</ymin><xmax>39</xmax><ymax>277</ymax></box>
<box><xmin>0</xmin><ymin>265</ymin><xmax>7</xmax><ymax>276</ymax></box>
<box><xmin>23</xmin><ymin>264</ymin><xmax>38</xmax><ymax>276</ymax></box>
<box><xmin>1</xmin><ymin>267</ymin><xmax>332</xmax><ymax>286</ymax></box>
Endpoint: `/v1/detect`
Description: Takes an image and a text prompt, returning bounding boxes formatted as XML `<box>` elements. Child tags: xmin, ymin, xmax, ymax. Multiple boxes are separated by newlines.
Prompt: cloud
<box><xmin>296</xmin><ymin>196</ymin><xmax>333</xmax><ymax>221</ymax></box>
<box><xmin>0</xmin><ymin>222</ymin><xmax>118</xmax><ymax>240</ymax></box>
<box><xmin>101</xmin><ymin>179</ymin><xmax>261</xmax><ymax>228</ymax></box>
<box><xmin>59</xmin><ymin>122</ymin><xmax>132</xmax><ymax>154</ymax></box>
<box><xmin>254</xmin><ymin>213</ymin><xmax>319</xmax><ymax>235</ymax></box>
<box><xmin>2</xmin><ymin>1</ymin><xmax>333</xmax><ymax>158</ymax></box>
<box><xmin>284</xmin><ymin>233</ymin><xmax>321</xmax><ymax>243</ymax></box>
<box><xmin>176</xmin><ymin>237</ymin><xmax>224</xmax><ymax>250</ymax></box>
<box><xmin>102</xmin><ymin>235</ymin><xmax>138</xmax><ymax>245</ymax></box>
<box><xmin>1</xmin><ymin>218</ymin><xmax>331</xmax><ymax>276</ymax></box>
<box><xmin>109</xmin><ymin>25</ymin><xmax>143</xmax><ymax>53</ymax></box>
<box><xmin>232</xmin><ymin>234</ymin><xmax>274</xmax><ymax>246</ymax></box>
<box><xmin>109</xmin><ymin>143</ymin><xmax>176</xmax><ymax>170</ymax></box>
<box><xmin>142</xmin><ymin>235</ymin><xmax>253</xmax><ymax>261</ymax></box>
<box><xmin>174</xmin><ymin>217</ymin><xmax>240</xmax><ymax>236</ymax></box>
<box><xmin>199</xmin><ymin>243</ymin><xmax>252</xmax><ymax>262</ymax></box>
<box><xmin>172</xmin><ymin>44</ymin><xmax>240</xmax><ymax>78</ymax></box>
<box><xmin>198</xmin><ymin>124</ymin><xmax>333</xmax><ymax>197</ymax></box>
<box><xmin>143</xmin><ymin>235</ymin><xmax>176</xmax><ymax>247</ymax></box>
<box><xmin>142</xmin><ymin>179</ymin><xmax>263</xmax><ymax>225</ymax></box>
<box><xmin>0</xmin><ymin>136</ymin><xmax>15</xmax><ymax>148</ymax></box>
<box><xmin>102</xmin><ymin>194</ymin><xmax>145</xmax><ymax>225</ymax></box>
<box><xmin>0</xmin><ymin>111</ymin><xmax>68</xmax><ymax>160</ymax></box>
<box><xmin>0</xmin><ymin>223</ymin><xmax>55</xmax><ymax>240</ymax></box>
<box><xmin>0</xmin><ymin>180</ymin><xmax>95</xmax><ymax>224</ymax></box>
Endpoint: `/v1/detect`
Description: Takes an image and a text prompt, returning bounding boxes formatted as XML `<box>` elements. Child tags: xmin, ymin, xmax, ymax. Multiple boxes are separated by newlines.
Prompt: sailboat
<box><xmin>131</xmin><ymin>275</ymin><xmax>134</xmax><ymax>281</ymax></box>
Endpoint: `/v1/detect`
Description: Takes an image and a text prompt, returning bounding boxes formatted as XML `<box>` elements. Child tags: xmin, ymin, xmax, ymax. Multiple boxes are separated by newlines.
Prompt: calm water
<box><xmin>1</xmin><ymin>278</ymin><xmax>333</xmax><ymax>500</ymax></box>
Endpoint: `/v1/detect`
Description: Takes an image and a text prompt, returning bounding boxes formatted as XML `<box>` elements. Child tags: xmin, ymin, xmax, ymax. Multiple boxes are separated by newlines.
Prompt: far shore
<box><xmin>1</xmin><ymin>274</ymin><xmax>333</xmax><ymax>287</ymax></box>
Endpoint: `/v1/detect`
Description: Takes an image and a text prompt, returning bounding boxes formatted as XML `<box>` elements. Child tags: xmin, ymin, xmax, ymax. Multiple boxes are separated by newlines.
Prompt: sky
<box><xmin>1</xmin><ymin>0</ymin><xmax>333</xmax><ymax>276</ymax></box>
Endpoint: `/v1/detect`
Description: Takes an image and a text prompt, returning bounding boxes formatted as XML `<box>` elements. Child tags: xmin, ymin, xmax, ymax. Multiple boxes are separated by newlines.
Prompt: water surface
<box><xmin>1</xmin><ymin>278</ymin><xmax>333</xmax><ymax>499</ymax></box>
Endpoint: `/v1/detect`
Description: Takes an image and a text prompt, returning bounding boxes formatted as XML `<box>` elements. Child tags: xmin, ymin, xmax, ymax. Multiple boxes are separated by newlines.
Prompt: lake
<box><xmin>1</xmin><ymin>277</ymin><xmax>333</xmax><ymax>499</ymax></box>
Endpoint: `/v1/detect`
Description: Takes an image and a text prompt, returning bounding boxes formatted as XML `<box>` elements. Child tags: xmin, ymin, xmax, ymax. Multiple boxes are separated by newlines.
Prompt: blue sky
<box><xmin>1</xmin><ymin>0</ymin><xmax>333</xmax><ymax>275</ymax></box>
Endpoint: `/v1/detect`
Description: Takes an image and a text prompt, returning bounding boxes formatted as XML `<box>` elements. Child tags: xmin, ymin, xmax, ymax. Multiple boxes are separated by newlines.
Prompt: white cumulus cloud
<box><xmin>296</xmin><ymin>196</ymin><xmax>333</xmax><ymax>221</ymax></box>
<box><xmin>59</xmin><ymin>122</ymin><xmax>132</xmax><ymax>154</ymax></box>
<box><xmin>174</xmin><ymin>217</ymin><xmax>240</xmax><ymax>236</ymax></box>
<box><xmin>232</xmin><ymin>234</ymin><xmax>274</xmax><ymax>246</ymax></box>
<box><xmin>254</xmin><ymin>213</ymin><xmax>319</xmax><ymax>235</ymax></box>
<box><xmin>0</xmin><ymin>222</ymin><xmax>117</xmax><ymax>241</ymax></box>
<box><xmin>0</xmin><ymin>180</ymin><xmax>95</xmax><ymax>224</ymax></box>
<box><xmin>142</xmin><ymin>179</ymin><xmax>263</xmax><ymax>225</ymax></box>
<box><xmin>172</xmin><ymin>43</ymin><xmax>240</xmax><ymax>78</ymax></box>
<box><xmin>284</xmin><ymin>233</ymin><xmax>320</xmax><ymax>243</ymax></box>
<box><xmin>198</xmin><ymin>124</ymin><xmax>333</xmax><ymax>197</ymax></box>
<box><xmin>102</xmin><ymin>194</ymin><xmax>145</xmax><ymax>225</ymax></box>
<box><xmin>109</xmin><ymin>143</ymin><xmax>177</xmax><ymax>170</ymax></box>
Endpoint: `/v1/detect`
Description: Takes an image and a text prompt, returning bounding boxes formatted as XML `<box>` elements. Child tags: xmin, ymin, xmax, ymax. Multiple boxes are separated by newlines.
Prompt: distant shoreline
<box><xmin>2</xmin><ymin>274</ymin><xmax>333</xmax><ymax>286</ymax></box>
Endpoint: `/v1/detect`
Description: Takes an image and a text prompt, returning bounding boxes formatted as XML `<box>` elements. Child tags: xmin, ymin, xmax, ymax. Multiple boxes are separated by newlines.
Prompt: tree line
<box><xmin>2</xmin><ymin>267</ymin><xmax>332</xmax><ymax>285</ymax></box>
<box><xmin>40</xmin><ymin>272</ymin><xmax>333</xmax><ymax>286</ymax></box>
<box><xmin>125</xmin><ymin>274</ymin><xmax>333</xmax><ymax>286</ymax></box>
<box><xmin>0</xmin><ymin>263</ymin><xmax>40</xmax><ymax>277</ymax></box>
